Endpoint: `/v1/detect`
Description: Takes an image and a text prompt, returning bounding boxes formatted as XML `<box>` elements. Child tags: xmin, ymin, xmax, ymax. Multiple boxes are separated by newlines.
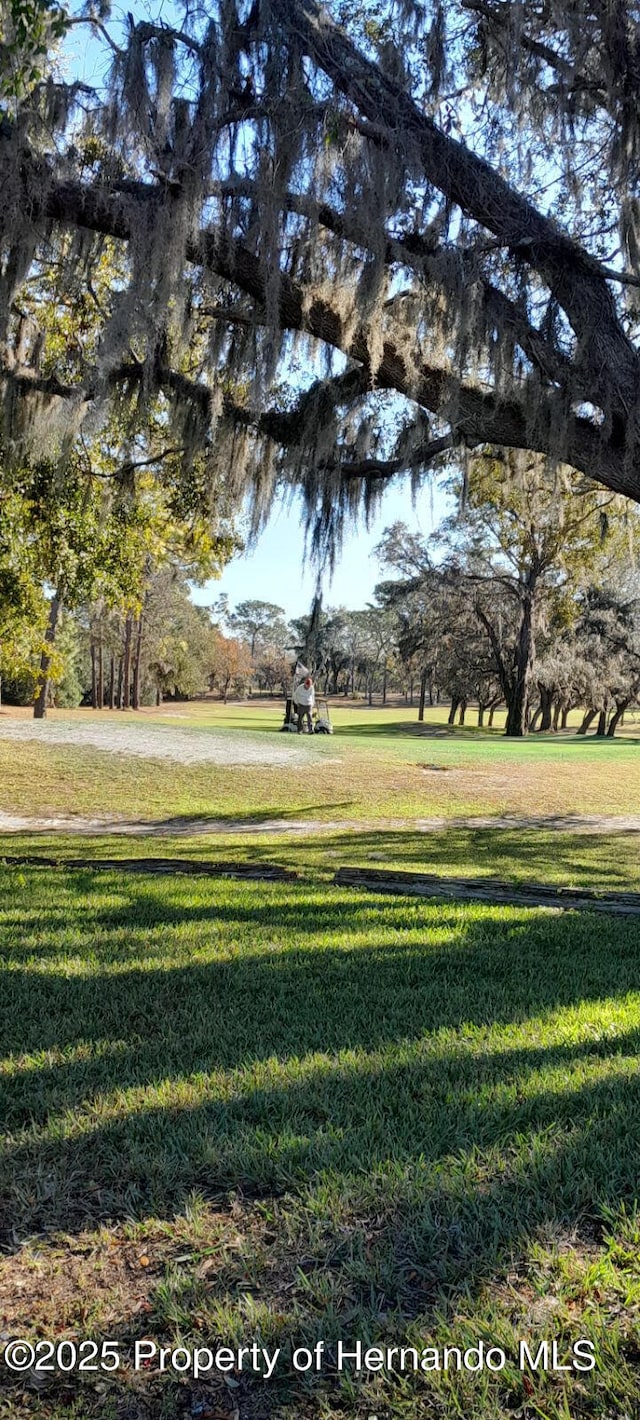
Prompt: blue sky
<box><xmin>191</xmin><ymin>477</ymin><xmax>451</xmax><ymax>619</ymax></box>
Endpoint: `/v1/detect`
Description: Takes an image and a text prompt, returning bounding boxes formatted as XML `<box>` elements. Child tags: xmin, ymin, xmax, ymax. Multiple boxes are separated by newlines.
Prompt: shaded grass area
<box><xmin>3</xmin><ymin>824</ymin><xmax>640</xmax><ymax>892</ymax></box>
<box><xmin>2</xmin><ymin>866</ymin><xmax>640</xmax><ymax>1418</ymax></box>
<box><xmin>106</xmin><ymin>699</ymin><xmax>640</xmax><ymax>739</ymax></box>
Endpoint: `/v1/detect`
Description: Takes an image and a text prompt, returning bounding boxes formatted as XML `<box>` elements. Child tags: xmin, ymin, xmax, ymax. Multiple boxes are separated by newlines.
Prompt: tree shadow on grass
<box><xmin>2</xmin><ymin>1002</ymin><xmax>640</xmax><ymax>1316</ymax></box>
<box><xmin>71</xmin><ymin>825</ymin><xmax>640</xmax><ymax>894</ymax></box>
<box><xmin>312</xmin><ymin>826</ymin><xmax>640</xmax><ymax>888</ymax></box>
<box><xmin>0</xmin><ymin>827</ymin><xmax>636</xmax><ymax>955</ymax></box>
<box><xmin>2</xmin><ymin>874</ymin><xmax>640</xmax><ymax>1036</ymax></box>
<box><xmin>336</xmin><ymin>719</ymin><xmax>475</xmax><ymax>739</ymax></box>
<box><xmin>3</xmin><ymin>879</ymin><xmax>640</xmax><ymax>1417</ymax></box>
<box><xmin>137</xmin><ymin>802</ymin><xmax>359</xmax><ymax>831</ymax></box>
<box><xmin>185</xmin><ymin>826</ymin><xmax>637</xmax><ymax>889</ymax></box>
<box><xmin>0</xmin><ymin>878</ymin><xmax>479</xmax><ymax>959</ymax></box>
<box><xmin>336</xmin><ymin>719</ymin><xmax>640</xmax><ymax>748</ymax></box>
<box><xmin>1</xmin><ymin>873</ymin><xmax>640</xmax><ymax>1249</ymax></box>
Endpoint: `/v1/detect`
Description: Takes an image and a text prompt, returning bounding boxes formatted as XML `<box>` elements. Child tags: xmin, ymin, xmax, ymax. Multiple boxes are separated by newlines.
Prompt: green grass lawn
<box><xmin>3</xmin><ymin>823</ymin><xmax>640</xmax><ymax>894</ymax></box>
<box><xmin>3</xmin><ymin>866</ymin><xmax>640</xmax><ymax>1419</ymax></box>
<box><xmin>2</xmin><ymin>706</ymin><xmax>640</xmax><ymax>1419</ymax></box>
<box><xmin>3</xmin><ymin>700</ymin><xmax>640</xmax><ymax>823</ymax></box>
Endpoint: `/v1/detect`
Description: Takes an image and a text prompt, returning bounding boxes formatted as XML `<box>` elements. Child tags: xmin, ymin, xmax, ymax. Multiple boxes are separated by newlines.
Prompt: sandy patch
<box><xmin>0</xmin><ymin>718</ymin><xmax>333</xmax><ymax>767</ymax></box>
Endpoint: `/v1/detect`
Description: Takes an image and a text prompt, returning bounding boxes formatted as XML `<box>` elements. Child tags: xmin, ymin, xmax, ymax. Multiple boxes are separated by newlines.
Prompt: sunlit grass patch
<box><xmin>4</xmin><ymin>701</ymin><xmax>640</xmax><ymax>826</ymax></box>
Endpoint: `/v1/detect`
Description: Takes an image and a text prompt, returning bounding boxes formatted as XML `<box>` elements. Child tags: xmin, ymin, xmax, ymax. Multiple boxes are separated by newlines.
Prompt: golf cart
<box><xmin>281</xmin><ymin>694</ymin><xmax>333</xmax><ymax>734</ymax></box>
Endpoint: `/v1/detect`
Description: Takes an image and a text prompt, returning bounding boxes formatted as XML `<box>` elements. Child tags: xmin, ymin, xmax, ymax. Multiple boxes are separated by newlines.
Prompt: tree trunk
<box><xmin>109</xmin><ymin>655</ymin><xmax>115</xmax><ymax>710</ymax></box>
<box><xmin>132</xmin><ymin>615</ymin><xmax>144</xmax><ymax>710</ymax></box>
<box><xmin>97</xmin><ymin>637</ymin><xmax>104</xmax><ymax>710</ymax></box>
<box><xmin>560</xmin><ymin>705</ymin><xmax>569</xmax><ymax>729</ymax></box>
<box><xmin>458</xmin><ymin>700</ymin><xmax>466</xmax><ymax>726</ymax></box>
<box><xmin>156</xmin><ymin>685</ymin><xmax>162</xmax><ymax>706</ymax></box>
<box><xmin>488</xmin><ymin>705</ymin><xmax>496</xmax><ymax>727</ymax></box>
<box><xmin>382</xmin><ymin>666</ymin><xmax>387</xmax><ymax>705</ymax></box>
<box><xmin>596</xmin><ymin>709</ymin><xmax>607</xmax><ymax>736</ymax></box>
<box><xmin>477</xmin><ymin>702</ymin><xmax>485</xmax><ymax>727</ymax></box>
<box><xmin>34</xmin><ymin>590</ymin><xmax>63</xmax><ymax>719</ymax></box>
<box><xmin>578</xmin><ymin>708</ymin><xmax>596</xmax><ymax>735</ymax></box>
<box><xmin>418</xmin><ymin>669</ymin><xmax>427</xmax><ymax>722</ymax></box>
<box><xmin>121</xmin><ymin>612</ymin><xmax>133</xmax><ymax>710</ymax></box>
<box><xmin>409</xmin><ymin>676</ymin><xmax>414</xmax><ymax>706</ymax></box>
<box><xmin>90</xmin><ymin>642</ymin><xmax>97</xmax><ymax>709</ymax></box>
<box><xmin>538</xmin><ymin>684</ymin><xmax>553</xmax><ymax>731</ymax></box>
<box><xmin>505</xmin><ymin>587</ymin><xmax>534</xmax><ymax>737</ymax></box>
<box><xmin>607</xmin><ymin>699</ymin><xmax>630</xmax><ymax>737</ymax></box>
<box><xmin>529</xmin><ymin>706</ymin><xmax>542</xmax><ymax>732</ymax></box>
<box><xmin>116</xmin><ymin>657</ymin><xmax>124</xmax><ymax>709</ymax></box>
<box><xmin>448</xmin><ymin>697</ymin><xmax>459</xmax><ymax>726</ymax></box>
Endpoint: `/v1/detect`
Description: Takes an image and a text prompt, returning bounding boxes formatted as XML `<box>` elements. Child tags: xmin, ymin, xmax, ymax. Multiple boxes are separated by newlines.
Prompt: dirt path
<box><xmin>1</xmin><ymin>810</ymin><xmax>640</xmax><ymax>836</ymax></box>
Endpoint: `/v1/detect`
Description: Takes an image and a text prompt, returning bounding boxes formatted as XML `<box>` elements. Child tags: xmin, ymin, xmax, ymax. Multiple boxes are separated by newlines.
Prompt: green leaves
<box><xmin>0</xmin><ymin>0</ymin><xmax>69</xmax><ymax>102</ymax></box>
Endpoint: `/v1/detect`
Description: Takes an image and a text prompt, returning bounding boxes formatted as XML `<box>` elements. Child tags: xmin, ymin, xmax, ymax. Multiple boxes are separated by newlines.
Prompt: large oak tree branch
<box><xmin>3</xmin><ymin>156</ymin><xmax>635</xmax><ymax>500</ymax></box>
<box><xmin>271</xmin><ymin>0</ymin><xmax>640</xmax><ymax>417</ymax></box>
<box><xmin>217</xmin><ymin>177</ymin><xmax>578</xmax><ymax>394</ymax></box>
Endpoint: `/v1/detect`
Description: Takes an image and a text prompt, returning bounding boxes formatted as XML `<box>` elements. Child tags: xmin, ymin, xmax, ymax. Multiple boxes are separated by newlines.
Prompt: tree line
<box><xmin>261</xmin><ymin>451</ymin><xmax>640</xmax><ymax>738</ymax></box>
<box><xmin>0</xmin><ymin>452</ymin><xmax>240</xmax><ymax>714</ymax></box>
<box><xmin>5</xmin><ymin>446</ymin><xmax>639</xmax><ymax>736</ymax></box>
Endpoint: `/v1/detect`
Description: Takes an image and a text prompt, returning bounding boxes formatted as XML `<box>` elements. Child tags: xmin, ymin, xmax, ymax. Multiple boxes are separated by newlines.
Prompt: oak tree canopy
<box><xmin>3</xmin><ymin>0</ymin><xmax>640</xmax><ymax>562</ymax></box>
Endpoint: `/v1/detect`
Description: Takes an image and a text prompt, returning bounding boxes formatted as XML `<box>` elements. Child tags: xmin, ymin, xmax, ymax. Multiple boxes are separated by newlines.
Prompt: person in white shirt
<box><xmin>293</xmin><ymin>675</ymin><xmax>315</xmax><ymax>733</ymax></box>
